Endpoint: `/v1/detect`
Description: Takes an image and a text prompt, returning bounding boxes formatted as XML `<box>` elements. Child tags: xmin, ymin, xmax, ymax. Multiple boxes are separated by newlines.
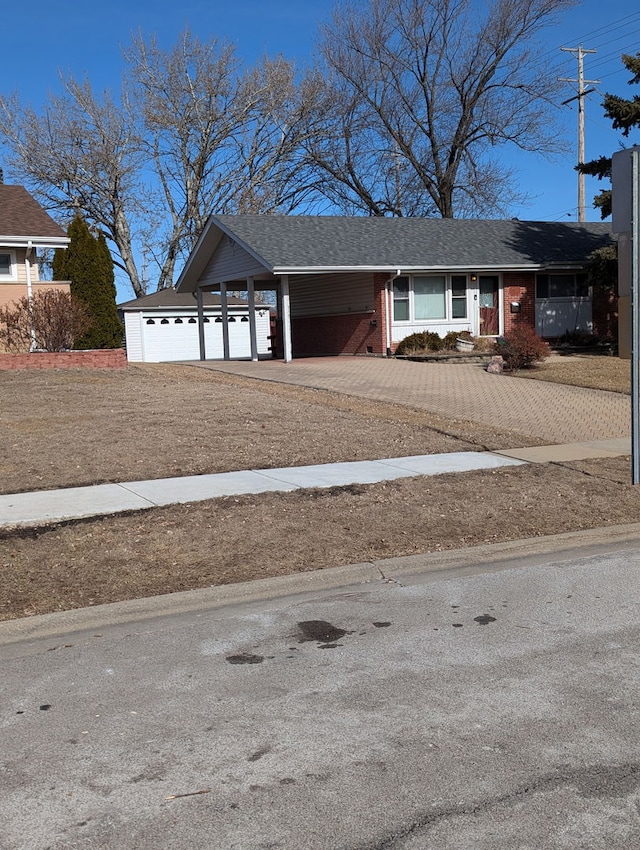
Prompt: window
<box><xmin>0</xmin><ymin>251</ymin><xmax>16</xmax><ymax>279</ymax></box>
<box><xmin>451</xmin><ymin>275</ymin><xmax>467</xmax><ymax>318</ymax></box>
<box><xmin>393</xmin><ymin>277</ymin><xmax>410</xmax><ymax>321</ymax></box>
<box><xmin>393</xmin><ymin>274</ymin><xmax>467</xmax><ymax>322</ymax></box>
<box><xmin>536</xmin><ymin>273</ymin><xmax>589</xmax><ymax>299</ymax></box>
<box><xmin>414</xmin><ymin>276</ymin><xmax>446</xmax><ymax>320</ymax></box>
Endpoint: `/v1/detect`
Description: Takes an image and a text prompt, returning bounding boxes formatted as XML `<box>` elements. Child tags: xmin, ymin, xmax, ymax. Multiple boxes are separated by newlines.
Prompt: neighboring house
<box><xmin>0</xmin><ymin>185</ymin><xmax>70</xmax><ymax>313</ymax></box>
<box><xmin>175</xmin><ymin>215</ymin><xmax>616</xmax><ymax>362</ymax></box>
<box><xmin>118</xmin><ymin>288</ymin><xmax>272</xmax><ymax>362</ymax></box>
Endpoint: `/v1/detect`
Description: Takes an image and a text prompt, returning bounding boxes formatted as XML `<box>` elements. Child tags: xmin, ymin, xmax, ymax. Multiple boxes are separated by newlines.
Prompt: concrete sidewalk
<box><xmin>0</xmin><ymin>438</ymin><xmax>630</xmax><ymax>530</ymax></box>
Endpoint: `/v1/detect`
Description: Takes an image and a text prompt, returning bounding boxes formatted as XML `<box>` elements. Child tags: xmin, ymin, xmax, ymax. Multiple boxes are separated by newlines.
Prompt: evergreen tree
<box><xmin>53</xmin><ymin>215</ymin><xmax>122</xmax><ymax>349</ymax></box>
<box><xmin>579</xmin><ymin>52</ymin><xmax>640</xmax><ymax>218</ymax></box>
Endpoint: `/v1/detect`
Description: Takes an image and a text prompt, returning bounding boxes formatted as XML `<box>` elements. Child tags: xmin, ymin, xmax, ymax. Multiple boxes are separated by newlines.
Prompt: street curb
<box><xmin>2</xmin><ymin>522</ymin><xmax>640</xmax><ymax>646</ymax></box>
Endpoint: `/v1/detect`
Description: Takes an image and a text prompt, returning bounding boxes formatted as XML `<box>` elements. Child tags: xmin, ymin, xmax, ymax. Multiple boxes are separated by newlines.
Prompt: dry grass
<box><xmin>0</xmin><ymin>359</ymin><xmax>634</xmax><ymax>622</ymax></box>
<box><xmin>517</xmin><ymin>354</ymin><xmax>630</xmax><ymax>395</ymax></box>
<box><xmin>0</xmin><ymin>363</ymin><xmax>537</xmax><ymax>495</ymax></box>
<box><xmin>1</xmin><ymin>457</ymin><xmax>637</xmax><ymax>622</ymax></box>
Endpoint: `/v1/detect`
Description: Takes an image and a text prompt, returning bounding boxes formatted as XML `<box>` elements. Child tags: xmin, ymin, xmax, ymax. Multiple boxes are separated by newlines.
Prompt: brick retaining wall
<box><xmin>0</xmin><ymin>349</ymin><xmax>127</xmax><ymax>370</ymax></box>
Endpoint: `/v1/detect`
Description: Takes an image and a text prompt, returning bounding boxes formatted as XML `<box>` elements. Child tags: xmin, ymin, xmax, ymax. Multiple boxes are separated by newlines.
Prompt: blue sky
<box><xmin>3</xmin><ymin>0</ymin><xmax>639</xmax><ymax>254</ymax></box>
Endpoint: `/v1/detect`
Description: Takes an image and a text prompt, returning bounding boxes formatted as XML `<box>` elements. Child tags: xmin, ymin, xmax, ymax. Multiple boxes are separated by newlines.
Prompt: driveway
<box><xmin>191</xmin><ymin>357</ymin><xmax>630</xmax><ymax>444</ymax></box>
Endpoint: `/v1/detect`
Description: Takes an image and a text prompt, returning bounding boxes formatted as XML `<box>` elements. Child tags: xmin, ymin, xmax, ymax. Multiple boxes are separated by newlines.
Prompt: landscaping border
<box><xmin>0</xmin><ymin>349</ymin><xmax>127</xmax><ymax>370</ymax></box>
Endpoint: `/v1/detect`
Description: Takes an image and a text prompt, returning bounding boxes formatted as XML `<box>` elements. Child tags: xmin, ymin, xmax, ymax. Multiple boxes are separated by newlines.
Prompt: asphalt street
<box><xmin>3</xmin><ymin>536</ymin><xmax>640</xmax><ymax>849</ymax></box>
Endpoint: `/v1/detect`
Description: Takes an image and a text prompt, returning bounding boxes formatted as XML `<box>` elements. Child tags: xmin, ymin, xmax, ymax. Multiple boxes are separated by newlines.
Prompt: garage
<box><xmin>118</xmin><ymin>289</ymin><xmax>272</xmax><ymax>363</ymax></box>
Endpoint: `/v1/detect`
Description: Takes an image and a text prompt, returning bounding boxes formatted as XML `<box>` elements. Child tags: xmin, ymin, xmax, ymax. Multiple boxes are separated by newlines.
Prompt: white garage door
<box><xmin>125</xmin><ymin>311</ymin><xmax>271</xmax><ymax>362</ymax></box>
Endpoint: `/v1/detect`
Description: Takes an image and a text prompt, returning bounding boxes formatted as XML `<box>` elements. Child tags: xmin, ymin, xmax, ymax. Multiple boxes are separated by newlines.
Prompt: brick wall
<box><xmin>290</xmin><ymin>273</ymin><xmax>388</xmax><ymax>356</ymax></box>
<box><xmin>592</xmin><ymin>286</ymin><xmax>618</xmax><ymax>340</ymax></box>
<box><xmin>0</xmin><ymin>349</ymin><xmax>127</xmax><ymax>370</ymax></box>
<box><xmin>503</xmin><ymin>272</ymin><xmax>536</xmax><ymax>335</ymax></box>
<box><xmin>292</xmin><ymin>312</ymin><xmax>385</xmax><ymax>356</ymax></box>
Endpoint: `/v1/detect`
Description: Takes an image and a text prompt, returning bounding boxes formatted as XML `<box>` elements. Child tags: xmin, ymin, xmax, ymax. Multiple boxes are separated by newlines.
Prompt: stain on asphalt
<box><xmin>39</xmin><ymin>704</ymin><xmax>52</xmax><ymax>711</ymax></box>
<box><xmin>226</xmin><ymin>653</ymin><xmax>264</xmax><ymax>665</ymax></box>
<box><xmin>248</xmin><ymin>746</ymin><xmax>272</xmax><ymax>762</ymax></box>
<box><xmin>474</xmin><ymin>615</ymin><xmax>497</xmax><ymax>625</ymax></box>
<box><xmin>297</xmin><ymin>620</ymin><xmax>350</xmax><ymax>646</ymax></box>
<box><xmin>452</xmin><ymin>623</ymin><xmax>464</xmax><ymax>628</ymax></box>
<box><xmin>373</xmin><ymin>622</ymin><xmax>392</xmax><ymax>628</ymax></box>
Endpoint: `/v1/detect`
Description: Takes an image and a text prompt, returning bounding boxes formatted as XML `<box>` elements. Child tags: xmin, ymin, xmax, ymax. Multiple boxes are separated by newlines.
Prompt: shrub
<box><xmin>0</xmin><ymin>290</ymin><xmax>93</xmax><ymax>353</ymax></box>
<box><xmin>53</xmin><ymin>216</ymin><xmax>122</xmax><ymax>349</ymax></box>
<box><xmin>395</xmin><ymin>331</ymin><xmax>443</xmax><ymax>355</ymax></box>
<box><xmin>495</xmin><ymin>327</ymin><xmax>549</xmax><ymax>371</ymax></box>
<box><xmin>441</xmin><ymin>331</ymin><xmax>462</xmax><ymax>350</ymax></box>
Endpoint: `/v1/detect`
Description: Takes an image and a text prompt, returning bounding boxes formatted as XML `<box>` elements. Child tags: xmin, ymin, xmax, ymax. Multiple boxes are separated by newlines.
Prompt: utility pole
<box><xmin>559</xmin><ymin>46</ymin><xmax>599</xmax><ymax>222</ymax></box>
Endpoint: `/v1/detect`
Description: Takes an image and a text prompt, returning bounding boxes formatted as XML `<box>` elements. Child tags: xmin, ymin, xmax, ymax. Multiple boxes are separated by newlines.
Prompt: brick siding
<box><xmin>503</xmin><ymin>272</ymin><xmax>536</xmax><ymax>335</ymax></box>
<box><xmin>0</xmin><ymin>349</ymin><xmax>127</xmax><ymax>370</ymax></box>
<box><xmin>292</xmin><ymin>313</ymin><xmax>385</xmax><ymax>356</ymax></box>
<box><xmin>291</xmin><ymin>275</ymin><xmax>388</xmax><ymax>356</ymax></box>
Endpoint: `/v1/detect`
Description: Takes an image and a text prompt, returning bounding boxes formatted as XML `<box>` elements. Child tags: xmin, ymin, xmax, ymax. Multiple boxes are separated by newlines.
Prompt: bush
<box><xmin>441</xmin><ymin>330</ymin><xmax>465</xmax><ymax>350</ymax></box>
<box><xmin>395</xmin><ymin>331</ymin><xmax>443</xmax><ymax>355</ymax></box>
<box><xmin>0</xmin><ymin>290</ymin><xmax>93</xmax><ymax>353</ymax></box>
<box><xmin>495</xmin><ymin>327</ymin><xmax>549</xmax><ymax>371</ymax></box>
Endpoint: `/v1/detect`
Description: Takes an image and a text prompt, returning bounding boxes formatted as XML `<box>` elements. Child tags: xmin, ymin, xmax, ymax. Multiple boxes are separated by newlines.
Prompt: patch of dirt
<box><xmin>0</xmin><ymin>364</ymin><xmax>540</xmax><ymax>495</ymax></box>
<box><xmin>516</xmin><ymin>354</ymin><xmax>630</xmax><ymax>395</ymax></box>
<box><xmin>1</xmin><ymin>457</ymin><xmax>637</xmax><ymax>622</ymax></box>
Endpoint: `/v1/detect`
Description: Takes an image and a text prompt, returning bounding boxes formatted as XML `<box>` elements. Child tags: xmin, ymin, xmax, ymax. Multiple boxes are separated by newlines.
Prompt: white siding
<box><xmin>198</xmin><ymin>237</ymin><xmax>267</xmax><ymax>286</ymax></box>
<box><xmin>124</xmin><ymin>313</ymin><xmax>144</xmax><ymax>362</ymax></box>
<box><xmin>535</xmin><ymin>299</ymin><xmax>592</xmax><ymax>337</ymax></box>
<box><xmin>290</xmin><ymin>273</ymin><xmax>374</xmax><ymax>318</ymax></box>
<box><xmin>391</xmin><ymin>321</ymin><xmax>473</xmax><ymax>345</ymax></box>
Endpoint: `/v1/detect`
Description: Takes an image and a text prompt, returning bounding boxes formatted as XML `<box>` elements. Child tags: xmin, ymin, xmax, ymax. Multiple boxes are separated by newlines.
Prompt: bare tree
<box><xmin>0</xmin><ymin>31</ymin><xmax>317</xmax><ymax>296</ymax></box>
<box><xmin>229</xmin><ymin>57</ymin><xmax>324</xmax><ymax>214</ymax></box>
<box><xmin>306</xmin><ymin>0</ymin><xmax>575</xmax><ymax>218</ymax></box>
<box><xmin>0</xmin><ymin>80</ymin><xmax>146</xmax><ymax>294</ymax></box>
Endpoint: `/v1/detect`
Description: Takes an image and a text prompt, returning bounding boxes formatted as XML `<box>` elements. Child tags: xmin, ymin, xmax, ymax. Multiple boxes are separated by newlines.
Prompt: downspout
<box><xmin>25</xmin><ymin>240</ymin><xmax>36</xmax><ymax>351</ymax></box>
<box><xmin>385</xmin><ymin>270</ymin><xmax>402</xmax><ymax>356</ymax></box>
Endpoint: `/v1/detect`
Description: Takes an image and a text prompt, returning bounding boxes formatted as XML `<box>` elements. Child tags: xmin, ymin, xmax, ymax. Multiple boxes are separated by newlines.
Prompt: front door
<box><xmin>478</xmin><ymin>276</ymin><xmax>500</xmax><ymax>336</ymax></box>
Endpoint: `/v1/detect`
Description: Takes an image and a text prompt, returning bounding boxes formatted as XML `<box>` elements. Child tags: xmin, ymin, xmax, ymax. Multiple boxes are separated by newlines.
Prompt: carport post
<box><xmin>220</xmin><ymin>282</ymin><xmax>230</xmax><ymax>360</ymax></box>
<box><xmin>281</xmin><ymin>275</ymin><xmax>292</xmax><ymax>362</ymax></box>
<box><xmin>196</xmin><ymin>287</ymin><xmax>206</xmax><ymax>361</ymax></box>
<box><xmin>247</xmin><ymin>276</ymin><xmax>258</xmax><ymax>361</ymax></box>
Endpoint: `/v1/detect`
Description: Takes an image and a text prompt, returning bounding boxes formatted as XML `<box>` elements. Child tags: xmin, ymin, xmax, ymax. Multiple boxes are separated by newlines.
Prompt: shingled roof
<box><xmin>212</xmin><ymin>215</ymin><xmax>614</xmax><ymax>269</ymax></box>
<box><xmin>117</xmin><ymin>288</ymin><xmax>269</xmax><ymax>310</ymax></box>
<box><xmin>0</xmin><ymin>185</ymin><xmax>69</xmax><ymax>246</ymax></box>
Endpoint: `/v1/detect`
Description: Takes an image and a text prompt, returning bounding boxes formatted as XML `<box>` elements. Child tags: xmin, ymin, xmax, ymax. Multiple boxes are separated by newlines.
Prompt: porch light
<box><xmin>510</xmin><ymin>302</ymin><xmax>521</xmax><ymax>313</ymax></box>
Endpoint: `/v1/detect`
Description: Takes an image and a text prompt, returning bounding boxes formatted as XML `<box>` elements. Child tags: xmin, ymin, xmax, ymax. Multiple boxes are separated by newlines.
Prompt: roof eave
<box><xmin>0</xmin><ymin>235</ymin><xmax>70</xmax><ymax>249</ymax></box>
<box><xmin>272</xmin><ymin>263</ymin><xmax>546</xmax><ymax>275</ymax></box>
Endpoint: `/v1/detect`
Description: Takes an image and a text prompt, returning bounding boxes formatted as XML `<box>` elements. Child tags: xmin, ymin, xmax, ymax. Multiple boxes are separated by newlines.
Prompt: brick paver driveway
<box><xmin>192</xmin><ymin>357</ymin><xmax>630</xmax><ymax>444</ymax></box>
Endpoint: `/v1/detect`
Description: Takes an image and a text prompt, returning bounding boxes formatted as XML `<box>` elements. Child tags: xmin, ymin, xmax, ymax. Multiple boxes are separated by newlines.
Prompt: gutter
<box><xmin>25</xmin><ymin>240</ymin><xmax>36</xmax><ymax>351</ymax></box>
<box><xmin>385</xmin><ymin>269</ymin><xmax>402</xmax><ymax>356</ymax></box>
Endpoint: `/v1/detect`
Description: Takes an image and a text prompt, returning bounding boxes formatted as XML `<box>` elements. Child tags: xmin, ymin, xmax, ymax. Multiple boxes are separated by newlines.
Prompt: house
<box><xmin>118</xmin><ymin>288</ymin><xmax>272</xmax><ymax>362</ymax></box>
<box><xmin>0</xmin><ymin>185</ymin><xmax>70</xmax><ymax>312</ymax></box>
<box><xmin>174</xmin><ymin>215</ymin><xmax>616</xmax><ymax>362</ymax></box>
